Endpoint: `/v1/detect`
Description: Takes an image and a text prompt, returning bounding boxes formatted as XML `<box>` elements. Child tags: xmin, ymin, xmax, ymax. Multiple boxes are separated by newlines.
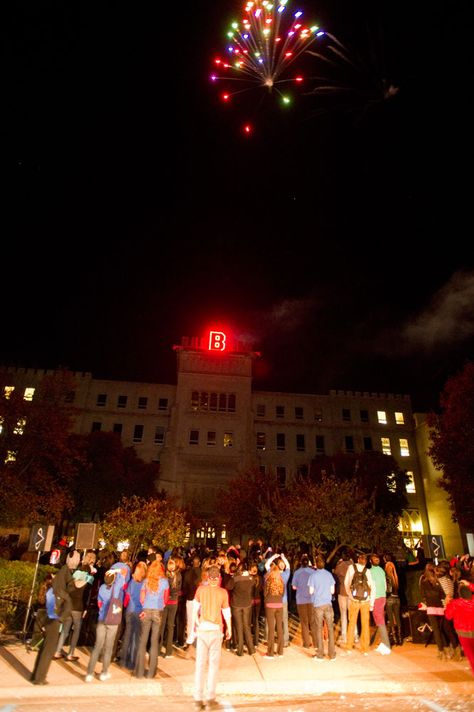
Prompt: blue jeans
<box><xmin>314</xmin><ymin>604</ymin><xmax>335</xmax><ymax>658</ymax></box>
<box><xmin>135</xmin><ymin>609</ymin><xmax>163</xmax><ymax>678</ymax></box>
<box><xmin>87</xmin><ymin>622</ymin><xmax>119</xmax><ymax>675</ymax></box>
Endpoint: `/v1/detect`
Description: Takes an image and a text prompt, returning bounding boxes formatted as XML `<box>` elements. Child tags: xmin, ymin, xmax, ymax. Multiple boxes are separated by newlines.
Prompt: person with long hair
<box><xmin>158</xmin><ymin>557</ymin><xmax>182</xmax><ymax>658</ymax></box>
<box><xmin>419</xmin><ymin>562</ymin><xmax>457</xmax><ymax>660</ymax></box>
<box><xmin>134</xmin><ymin>560</ymin><xmax>169</xmax><ymax>679</ymax></box>
<box><xmin>383</xmin><ymin>553</ymin><xmax>402</xmax><ymax>646</ymax></box>
<box><xmin>263</xmin><ymin>561</ymin><xmax>284</xmax><ymax>659</ymax></box>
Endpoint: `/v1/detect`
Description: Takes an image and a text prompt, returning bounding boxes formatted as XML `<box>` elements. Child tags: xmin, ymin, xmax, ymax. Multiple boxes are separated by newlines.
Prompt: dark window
<box><xmin>276</xmin><ymin>466</ymin><xmax>286</xmax><ymax>488</ymax></box>
<box><xmin>342</xmin><ymin>408</ymin><xmax>351</xmax><ymax>422</ymax></box>
<box><xmin>117</xmin><ymin>395</ymin><xmax>127</xmax><ymax>408</ymax></box>
<box><xmin>210</xmin><ymin>393</ymin><xmax>218</xmax><ymax>411</ymax></box>
<box><xmin>360</xmin><ymin>409</ymin><xmax>369</xmax><ymax>423</ymax></box>
<box><xmin>191</xmin><ymin>392</ymin><xmax>199</xmax><ymax>410</ymax></box>
<box><xmin>96</xmin><ymin>394</ymin><xmax>107</xmax><ymax>407</ymax></box>
<box><xmin>257</xmin><ymin>432</ymin><xmax>266</xmax><ymax>450</ymax></box>
<box><xmin>256</xmin><ymin>404</ymin><xmax>266</xmax><ymax>417</ymax></box>
<box><xmin>363</xmin><ymin>436</ymin><xmax>373</xmax><ymax>451</ymax></box>
<box><xmin>296</xmin><ymin>434</ymin><xmax>305</xmax><ymax>452</ymax></box>
<box><xmin>316</xmin><ymin>435</ymin><xmax>325</xmax><ymax>454</ymax></box>
<box><xmin>345</xmin><ymin>435</ymin><xmax>354</xmax><ymax>452</ymax></box>
<box><xmin>154</xmin><ymin>426</ymin><xmax>165</xmax><ymax>444</ymax></box>
<box><xmin>295</xmin><ymin>406</ymin><xmax>304</xmax><ymax>419</ymax></box>
<box><xmin>65</xmin><ymin>391</ymin><xmax>75</xmax><ymax>403</ymax></box>
<box><xmin>276</xmin><ymin>433</ymin><xmax>285</xmax><ymax>450</ymax></box>
<box><xmin>207</xmin><ymin>431</ymin><xmax>216</xmax><ymax>446</ymax></box>
<box><xmin>138</xmin><ymin>396</ymin><xmax>148</xmax><ymax>409</ymax></box>
<box><xmin>200</xmin><ymin>392</ymin><xmax>209</xmax><ymax>410</ymax></box>
<box><xmin>133</xmin><ymin>424</ymin><xmax>144</xmax><ymax>442</ymax></box>
<box><xmin>276</xmin><ymin>405</ymin><xmax>285</xmax><ymax>418</ymax></box>
<box><xmin>228</xmin><ymin>394</ymin><xmax>236</xmax><ymax>412</ymax></box>
<box><xmin>218</xmin><ymin>394</ymin><xmax>227</xmax><ymax>412</ymax></box>
<box><xmin>189</xmin><ymin>430</ymin><xmax>199</xmax><ymax>445</ymax></box>
<box><xmin>91</xmin><ymin>421</ymin><xmax>102</xmax><ymax>432</ymax></box>
<box><xmin>259</xmin><ymin>465</ymin><xmax>266</xmax><ymax>474</ymax></box>
<box><xmin>314</xmin><ymin>410</ymin><xmax>323</xmax><ymax>422</ymax></box>
<box><xmin>113</xmin><ymin>423</ymin><xmax>123</xmax><ymax>435</ymax></box>
<box><xmin>158</xmin><ymin>397</ymin><xmax>168</xmax><ymax>411</ymax></box>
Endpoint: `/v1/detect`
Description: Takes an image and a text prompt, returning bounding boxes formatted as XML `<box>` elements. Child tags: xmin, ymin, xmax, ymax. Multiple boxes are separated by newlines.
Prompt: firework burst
<box><xmin>210</xmin><ymin>0</ymin><xmax>326</xmax><ymax>133</ymax></box>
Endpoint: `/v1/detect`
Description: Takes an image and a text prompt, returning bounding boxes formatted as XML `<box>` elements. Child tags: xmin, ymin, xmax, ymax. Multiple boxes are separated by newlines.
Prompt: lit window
<box><xmin>381</xmin><ymin>437</ymin><xmax>391</xmax><ymax>455</ymax></box>
<box><xmin>257</xmin><ymin>432</ymin><xmax>266</xmax><ymax>450</ymax></box>
<box><xmin>377</xmin><ymin>411</ymin><xmax>387</xmax><ymax>424</ymax></box>
<box><xmin>4</xmin><ymin>386</ymin><xmax>14</xmax><ymax>399</ymax></box>
<box><xmin>406</xmin><ymin>471</ymin><xmax>416</xmax><ymax>493</ymax></box>
<box><xmin>13</xmin><ymin>418</ymin><xmax>26</xmax><ymax>435</ymax></box>
<box><xmin>207</xmin><ymin>431</ymin><xmax>216</xmax><ymax>446</ymax></box>
<box><xmin>133</xmin><ymin>424</ymin><xmax>144</xmax><ymax>442</ymax></box>
<box><xmin>400</xmin><ymin>438</ymin><xmax>410</xmax><ymax>457</ymax></box>
<box><xmin>5</xmin><ymin>450</ymin><xmax>17</xmax><ymax>463</ymax></box>
<box><xmin>189</xmin><ymin>430</ymin><xmax>199</xmax><ymax>445</ymax></box>
<box><xmin>395</xmin><ymin>411</ymin><xmax>405</xmax><ymax>425</ymax></box>
<box><xmin>0</xmin><ymin>417</ymin><xmax>3</xmax><ymax>435</ymax></box>
<box><xmin>223</xmin><ymin>432</ymin><xmax>233</xmax><ymax>447</ymax></box>
<box><xmin>23</xmin><ymin>388</ymin><xmax>35</xmax><ymax>401</ymax></box>
<box><xmin>387</xmin><ymin>472</ymin><xmax>397</xmax><ymax>492</ymax></box>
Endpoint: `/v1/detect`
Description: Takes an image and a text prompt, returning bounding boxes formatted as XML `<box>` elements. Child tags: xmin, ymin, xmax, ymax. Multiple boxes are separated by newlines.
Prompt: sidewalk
<box><xmin>0</xmin><ymin>636</ymin><xmax>473</xmax><ymax>702</ymax></box>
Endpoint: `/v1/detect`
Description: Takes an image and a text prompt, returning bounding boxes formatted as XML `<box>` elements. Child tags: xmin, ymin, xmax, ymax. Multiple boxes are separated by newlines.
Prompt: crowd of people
<box><xmin>28</xmin><ymin>539</ymin><xmax>474</xmax><ymax>704</ymax></box>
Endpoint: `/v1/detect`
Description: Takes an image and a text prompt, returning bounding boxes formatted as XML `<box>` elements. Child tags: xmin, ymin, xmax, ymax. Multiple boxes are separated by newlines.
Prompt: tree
<box><xmin>261</xmin><ymin>474</ymin><xmax>403</xmax><ymax>564</ymax></box>
<box><xmin>69</xmin><ymin>431</ymin><xmax>159</xmax><ymax>521</ymax></box>
<box><xmin>100</xmin><ymin>495</ymin><xmax>187</xmax><ymax>560</ymax></box>
<box><xmin>216</xmin><ymin>467</ymin><xmax>281</xmax><ymax>542</ymax></box>
<box><xmin>0</xmin><ymin>370</ymin><xmax>78</xmax><ymax>525</ymax></box>
<box><xmin>427</xmin><ymin>361</ymin><xmax>474</xmax><ymax>530</ymax></box>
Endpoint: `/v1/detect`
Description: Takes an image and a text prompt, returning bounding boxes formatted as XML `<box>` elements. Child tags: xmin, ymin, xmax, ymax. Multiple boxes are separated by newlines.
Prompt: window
<box><xmin>363</xmin><ymin>436</ymin><xmax>373</xmax><ymax>451</ymax></box>
<box><xmin>210</xmin><ymin>393</ymin><xmax>218</xmax><ymax>411</ymax></box>
<box><xmin>342</xmin><ymin>408</ymin><xmax>351</xmax><ymax>422</ymax></box>
<box><xmin>406</xmin><ymin>471</ymin><xmax>416</xmax><ymax>493</ymax></box>
<box><xmin>381</xmin><ymin>437</ymin><xmax>391</xmax><ymax>455</ymax></box>
<box><xmin>223</xmin><ymin>432</ymin><xmax>233</xmax><ymax>448</ymax></box>
<box><xmin>91</xmin><ymin>422</ymin><xmax>102</xmax><ymax>432</ymax></box>
<box><xmin>65</xmin><ymin>391</ymin><xmax>75</xmax><ymax>403</ymax></box>
<box><xmin>189</xmin><ymin>430</ymin><xmax>199</xmax><ymax>445</ymax></box>
<box><xmin>296</xmin><ymin>434</ymin><xmax>305</xmax><ymax>452</ymax></box>
<box><xmin>228</xmin><ymin>394</ymin><xmax>236</xmax><ymax>412</ymax></box>
<box><xmin>395</xmin><ymin>411</ymin><xmax>405</xmax><ymax>425</ymax></box>
<box><xmin>315</xmin><ymin>435</ymin><xmax>325</xmax><ymax>454</ymax></box>
<box><xmin>117</xmin><ymin>395</ymin><xmax>127</xmax><ymax>408</ymax></box>
<box><xmin>154</xmin><ymin>426</ymin><xmax>165</xmax><ymax>444</ymax></box>
<box><xmin>297</xmin><ymin>464</ymin><xmax>309</xmax><ymax>477</ymax></box>
<box><xmin>259</xmin><ymin>465</ymin><xmax>266</xmax><ymax>474</ymax></box>
<box><xmin>4</xmin><ymin>386</ymin><xmax>14</xmax><ymax>399</ymax></box>
<box><xmin>256</xmin><ymin>432</ymin><xmax>266</xmax><ymax>450</ymax></box>
<box><xmin>133</xmin><ymin>424</ymin><xmax>144</xmax><ymax>442</ymax></box>
<box><xmin>256</xmin><ymin>404</ymin><xmax>266</xmax><ymax>417</ymax></box>
<box><xmin>13</xmin><ymin>418</ymin><xmax>26</xmax><ymax>435</ymax></box>
<box><xmin>360</xmin><ymin>409</ymin><xmax>369</xmax><ymax>423</ymax></box>
<box><xmin>399</xmin><ymin>438</ymin><xmax>410</xmax><ymax>457</ymax></box>
<box><xmin>295</xmin><ymin>406</ymin><xmax>303</xmax><ymax>420</ymax></box>
<box><xmin>96</xmin><ymin>394</ymin><xmax>107</xmax><ymax>407</ymax></box>
<box><xmin>200</xmin><ymin>392</ymin><xmax>209</xmax><ymax>410</ymax></box>
<box><xmin>377</xmin><ymin>410</ymin><xmax>387</xmax><ymax>424</ymax></box>
<box><xmin>113</xmin><ymin>423</ymin><xmax>123</xmax><ymax>435</ymax></box>
<box><xmin>158</xmin><ymin>397</ymin><xmax>168</xmax><ymax>411</ymax></box>
<box><xmin>218</xmin><ymin>394</ymin><xmax>227</xmax><ymax>412</ymax></box>
<box><xmin>0</xmin><ymin>417</ymin><xmax>3</xmax><ymax>435</ymax></box>
<box><xmin>344</xmin><ymin>435</ymin><xmax>354</xmax><ymax>452</ymax></box>
<box><xmin>207</xmin><ymin>430</ymin><xmax>216</xmax><ymax>446</ymax></box>
<box><xmin>191</xmin><ymin>392</ymin><xmax>199</xmax><ymax>410</ymax></box>
<box><xmin>24</xmin><ymin>387</ymin><xmax>35</xmax><ymax>401</ymax></box>
<box><xmin>276</xmin><ymin>405</ymin><xmax>285</xmax><ymax>418</ymax></box>
<box><xmin>276</xmin><ymin>433</ymin><xmax>286</xmax><ymax>450</ymax></box>
<box><xmin>276</xmin><ymin>467</ymin><xmax>286</xmax><ymax>488</ymax></box>
<box><xmin>138</xmin><ymin>396</ymin><xmax>148</xmax><ymax>409</ymax></box>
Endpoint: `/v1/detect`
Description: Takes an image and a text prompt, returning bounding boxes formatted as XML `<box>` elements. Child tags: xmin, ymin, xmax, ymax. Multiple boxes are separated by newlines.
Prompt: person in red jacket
<box><xmin>445</xmin><ymin>581</ymin><xmax>474</xmax><ymax>676</ymax></box>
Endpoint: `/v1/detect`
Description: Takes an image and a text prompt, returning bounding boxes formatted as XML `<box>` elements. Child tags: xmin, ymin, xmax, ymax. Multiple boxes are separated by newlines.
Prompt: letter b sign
<box><xmin>209</xmin><ymin>331</ymin><xmax>226</xmax><ymax>351</ymax></box>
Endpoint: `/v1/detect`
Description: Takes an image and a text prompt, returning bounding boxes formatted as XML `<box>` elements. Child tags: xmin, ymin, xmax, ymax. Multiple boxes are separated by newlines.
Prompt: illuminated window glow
<box><xmin>223</xmin><ymin>432</ymin><xmax>234</xmax><ymax>447</ymax></box>
<box><xmin>13</xmin><ymin>418</ymin><xmax>26</xmax><ymax>435</ymax></box>
<box><xmin>4</xmin><ymin>386</ymin><xmax>14</xmax><ymax>399</ymax></box>
<box><xmin>400</xmin><ymin>438</ymin><xmax>410</xmax><ymax>457</ymax></box>
<box><xmin>381</xmin><ymin>437</ymin><xmax>391</xmax><ymax>455</ymax></box>
<box><xmin>24</xmin><ymin>388</ymin><xmax>35</xmax><ymax>401</ymax></box>
<box><xmin>377</xmin><ymin>410</ymin><xmax>387</xmax><ymax>424</ymax></box>
<box><xmin>395</xmin><ymin>411</ymin><xmax>405</xmax><ymax>425</ymax></box>
<box><xmin>406</xmin><ymin>471</ymin><xmax>416</xmax><ymax>493</ymax></box>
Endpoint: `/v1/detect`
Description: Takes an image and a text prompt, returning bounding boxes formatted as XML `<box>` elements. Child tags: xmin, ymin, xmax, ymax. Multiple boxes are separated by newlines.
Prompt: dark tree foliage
<box><xmin>427</xmin><ymin>361</ymin><xmax>474</xmax><ymax>530</ymax></box>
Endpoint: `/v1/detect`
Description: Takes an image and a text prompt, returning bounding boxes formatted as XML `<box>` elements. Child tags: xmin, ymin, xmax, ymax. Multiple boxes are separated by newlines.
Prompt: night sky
<box><xmin>2</xmin><ymin>0</ymin><xmax>473</xmax><ymax>412</ymax></box>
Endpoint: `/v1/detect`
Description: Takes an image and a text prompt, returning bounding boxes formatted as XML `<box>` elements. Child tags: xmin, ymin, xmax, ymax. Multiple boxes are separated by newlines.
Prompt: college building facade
<box><xmin>1</xmin><ymin>329</ymin><xmax>468</xmax><ymax>557</ymax></box>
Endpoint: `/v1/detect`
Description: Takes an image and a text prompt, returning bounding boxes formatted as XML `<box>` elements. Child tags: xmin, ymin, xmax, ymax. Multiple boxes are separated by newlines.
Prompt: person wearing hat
<box><xmin>187</xmin><ymin>565</ymin><xmax>232</xmax><ymax>710</ymax></box>
<box><xmin>54</xmin><ymin>567</ymin><xmax>95</xmax><ymax>661</ymax></box>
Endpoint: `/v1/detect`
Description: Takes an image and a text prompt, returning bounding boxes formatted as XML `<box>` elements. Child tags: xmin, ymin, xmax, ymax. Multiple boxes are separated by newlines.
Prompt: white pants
<box><xmin>194</xmin><ymin>629</ymin><xmax>223</xmax><ymax>703</ymax></box>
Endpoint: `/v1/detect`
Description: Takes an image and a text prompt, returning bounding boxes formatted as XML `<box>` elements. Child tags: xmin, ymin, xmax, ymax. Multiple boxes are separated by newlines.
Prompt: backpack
<box><xmin>350</xmin><ymin>565</ymin><xmax>370</xmax><ymax>601</ymax></box>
